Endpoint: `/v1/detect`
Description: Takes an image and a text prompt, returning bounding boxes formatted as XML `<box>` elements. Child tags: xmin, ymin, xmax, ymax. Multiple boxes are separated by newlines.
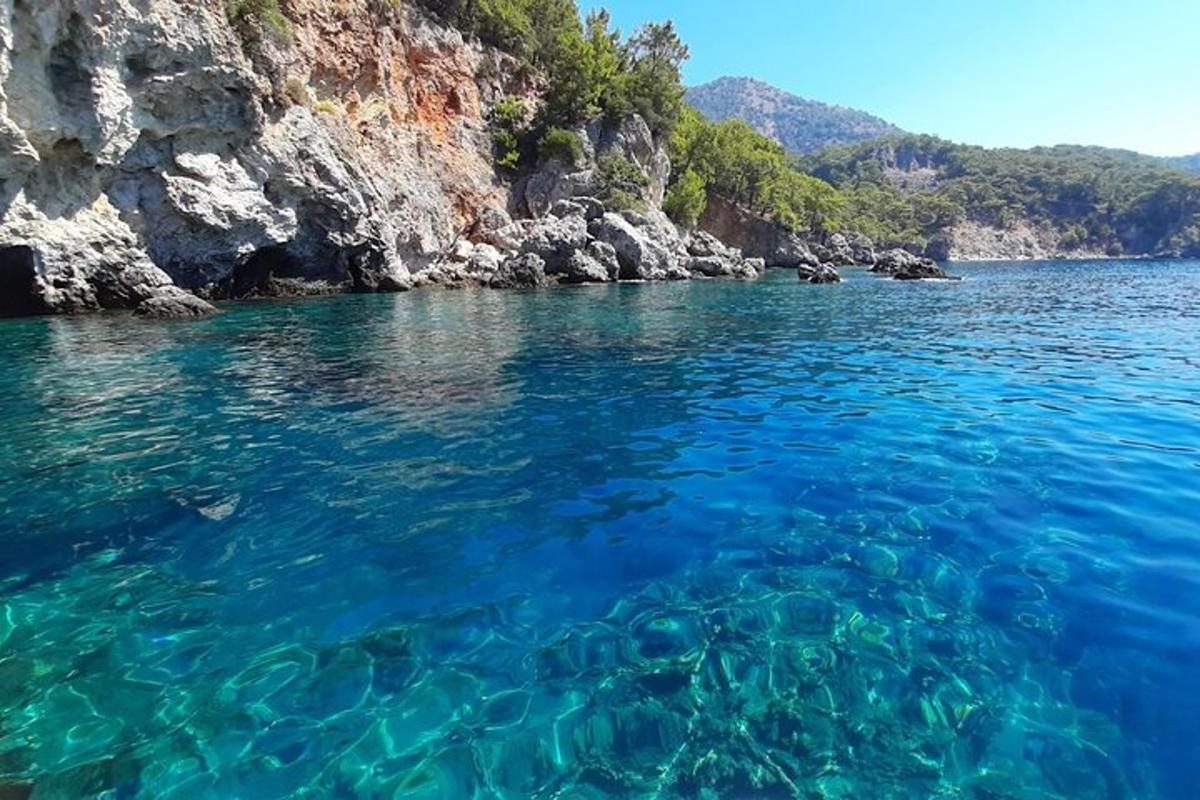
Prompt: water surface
<box><xmin>2</xmin><ymin>261</ymin><xmax>1199</xmax><ymax>798</ymax></box>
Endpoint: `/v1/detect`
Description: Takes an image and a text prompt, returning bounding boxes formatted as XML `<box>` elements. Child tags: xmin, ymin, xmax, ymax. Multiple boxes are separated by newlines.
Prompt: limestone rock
<box><xmin>521</xmin><ymin>115</ymin><xmax>667</xmax><ymax>219</ymax></box>
<box><xmin>585</xmin><ymin>241</ymin><xmax>621</xmax><ymax>281</ymax></box>
<box><xmin>133</xmin><ymin>288</ymin><xmax>219</xmax><ymax>319</ymax></box>
<box><xmin>847</xmin><ymin>232</ymin><xmax>876</xmax><ymax>265</ymax></box>
<box><xmin>0</xmin><ymin>0</ymin><xmax>515</xmax><ymax>314</ymax></box>
<box><xmin>588</xmin><ymin>213</ymin><xmax>675</xmax><ymax>280</ymax></box>
<box><xmin>549</xmin><ymin>196</ymin><xmax>605</xmax><ymax>221</ymax></box>
<box><xmin>519</xmin><ymin>214</ymin><xmax>588</xmax><ymax>272</ymax></box>
<box><xmin>821</xmin><ymin>233</ymin><xmax>856</xmax><ymax>266</ymax></box>
<box><xmin>560</xmin><ymin>251</ymin><xmax>612</xmax><ymax>284</ymax></box>
<box><xmin>798</xmin><ymin>263</ymin><xmax>843</xmax><ymax>284</ymax></box>
<box><xmin>698</xmin><ymin>196</ymin><xmax>819</xmax><ymax>268</ymax></box>
<box><xmin>490</xmin><ymin>253</ymin><xmax>547</xmax><ymax>289</ymax></box>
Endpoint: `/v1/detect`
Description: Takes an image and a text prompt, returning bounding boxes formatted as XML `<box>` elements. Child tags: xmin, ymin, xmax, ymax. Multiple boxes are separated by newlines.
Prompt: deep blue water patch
<box><xmin>1</xmin><ymin>261</ymin><xmax>1199</xmax><ymax>798</ymax></box>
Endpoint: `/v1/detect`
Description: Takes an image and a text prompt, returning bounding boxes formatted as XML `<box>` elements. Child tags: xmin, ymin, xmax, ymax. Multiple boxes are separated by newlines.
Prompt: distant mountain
<box><xmin>685</xmin><ymin>76</ymin><xmax>904</xmax><ymax>155</ymax></box>
<box><xmin>1165</xmin><ymin>153</ymin><xmax>1200</xmax><ymax>173</ymax></box>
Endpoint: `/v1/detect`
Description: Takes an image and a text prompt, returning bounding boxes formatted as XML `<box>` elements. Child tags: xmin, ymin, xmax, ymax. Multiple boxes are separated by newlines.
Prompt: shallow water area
<box><xmin>1</xmin><ymin>260</ymin><xmax>1199</xmax><ymax>798</ymax></box>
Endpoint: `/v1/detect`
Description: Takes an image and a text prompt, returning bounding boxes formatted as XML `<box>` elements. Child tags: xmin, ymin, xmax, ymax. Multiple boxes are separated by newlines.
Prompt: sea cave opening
<box><xmin>0</xmin><ymin>245</ymin><xmax>47</xmax><ymax>317</ymax></box>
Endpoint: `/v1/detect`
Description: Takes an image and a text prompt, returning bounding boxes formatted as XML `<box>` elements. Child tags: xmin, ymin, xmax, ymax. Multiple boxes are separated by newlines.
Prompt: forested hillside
<box><xmin>803</xmin><ymin>137</ymin><xmax>1200</xmax><ymax>257</ymax></box>
<box><xmin>1166</xmin><ymin>154</ymin><xmax>1200</xmax><ymax>174</ymax></box>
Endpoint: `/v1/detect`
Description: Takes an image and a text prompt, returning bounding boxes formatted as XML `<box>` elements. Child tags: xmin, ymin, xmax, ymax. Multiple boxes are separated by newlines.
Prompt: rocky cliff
<box><xmin>1</xmin><ymin>0</ymin><xmax>547</xmax><ymax>315</ymax></box>
<box><xmin>1</xmin><ymin>0</ymin><xmax>761</xmax><ymax>318</ymax></box>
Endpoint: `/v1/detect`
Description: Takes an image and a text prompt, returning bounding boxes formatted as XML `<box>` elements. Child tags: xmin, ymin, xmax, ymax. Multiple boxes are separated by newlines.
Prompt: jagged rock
<box><xmin>519</xmin><ymin>214</ymin><xmax>588</xmax><ymax>272</ymax></box>
<box><xmin>871</xmin><ymin>249</ymin><xmax>950</xmax><ymax>280</ymax></box>
<box><xmin>588</xmin><ymin>213</ymin><xmax>675</xmax><ymax>280</ymax></box>
<box><xmin>467</xmin><ymin>243</ymin><xmax>503</xmax><ymax>274</ymax></box>
<box><xmin>798</xmin><ymin>263</ymin><xmax>842</xmax><ymax>284</ymax></box>
<box><xmin>411</xmin><ymin>261</ymin><xmax>476</xmax><ymax>288</ymax></box>
<box><xmin>549</xmin><ymin>197</ymin><xmax>604</xmax><ymax>221</ymax></box>
<box><xmin>823</xmin><ymin>233</ymin><xmax>856</xmax><ymax>266</ymax></box>
<box><xmin>488</xmin><ymin>220</ymin><xmax>537</xmax><ymax>253</ymax></box>
<box><xmin>560</xmin><ymin>251</ymin><xmax>612</xmax><ymax>284</ymax></box>
<box><xmin>489</xmin><ymin>253</ymin><xmax>547</xmax><ymax>289</ymax></box>
<box><xmin>744</xmin><ymin>257</ymin><xmax>766</xmax><ymax>275</ymax></box>
<box><xmin>0</xmin><ymin>0</ymin><xmax>522</xmax><ymax>315</ymax></box>
<box><xmin>521</xmin><ymin>116</ymin><xmax>666</xmax><ymax>219</ymax></box>
<box><xmin>133</xmin><ymin>288</ymin><xmax>219</xmax><ymax>318</ymax></box>
<box><xmin>523</xmin><ymin>155</ymin><xmax>595</xmax><ymax>218</ymax></box>
<box><xmin>448</xmin><ymin>239</ymin><xmax>476</xmax><ymax>262</ymax></box>
<box><xmin>686</xmin><ymin>256</ymin><xmax>731</xmax><ymax>278</ymax></box>
<box><xmin>585</xmin><ymin>241</ymin><xmax>621</xmax><ymax>281</ymax></box>
<box><xmin>686</xmin><ymin>230</ymin><xmax>736</xmax><ymax>259</ymax></box>
<box><xmin>846</xmin><ymin>232</ymin><xmax>876</xmax><ymax>265</ymax></box>
<box><xmin>665</xmin><ymin>263</ymin><xmax>693</xmax><ymax>280</ymax></box>
<box><xmin>548</xmin><ymin>199</ymin><xmax>586</xmax><ymax>219</ymax></box>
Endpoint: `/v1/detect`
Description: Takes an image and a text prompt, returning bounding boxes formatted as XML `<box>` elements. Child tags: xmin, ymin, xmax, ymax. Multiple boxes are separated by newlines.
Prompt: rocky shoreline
<box><xmin>0</xmin><ymin>0</ymin><xmax>782</xmax><ymax>320</ymax></box>
<box><xmin>0</xmin><ymin>0</ymin><xmax>968</xmax><ymax>321</ymax></box>
<box><xmin>409</xmin><ymin>198</ymin><xmax>763</xmax><ymax>291</ymax></box>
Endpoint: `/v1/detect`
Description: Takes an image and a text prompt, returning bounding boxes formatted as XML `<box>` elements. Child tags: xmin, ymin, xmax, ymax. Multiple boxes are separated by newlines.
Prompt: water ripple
<box><xmin>0</xmin><ymin>261</ymin><xmax>1198</xmax><ymax>798</ymax></box>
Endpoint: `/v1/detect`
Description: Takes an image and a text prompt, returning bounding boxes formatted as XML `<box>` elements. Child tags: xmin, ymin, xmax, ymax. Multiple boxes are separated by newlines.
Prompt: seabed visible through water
<box><xmin>1</xmin><ymin>261</ymin><xmax>1198</xmax><ymax>798</ymax></box>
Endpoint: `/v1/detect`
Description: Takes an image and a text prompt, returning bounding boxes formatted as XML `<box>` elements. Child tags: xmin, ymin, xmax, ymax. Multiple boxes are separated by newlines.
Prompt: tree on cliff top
<box><xmin>416</xmin><ymin>0</ymin><xmax>688</xmax><ymax>137</ymax></box>
<box><xmin>665</xmin><ymin>106</ymin><xmax>844</xmax><ymax>233</ymax></box>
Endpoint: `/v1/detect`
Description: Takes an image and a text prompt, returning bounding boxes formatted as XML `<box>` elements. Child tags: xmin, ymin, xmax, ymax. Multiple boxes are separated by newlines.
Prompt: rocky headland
<box><xmin>0</xmin><ymin>0</ymin><xmax>777</xmax><ymax>319</ymax></box>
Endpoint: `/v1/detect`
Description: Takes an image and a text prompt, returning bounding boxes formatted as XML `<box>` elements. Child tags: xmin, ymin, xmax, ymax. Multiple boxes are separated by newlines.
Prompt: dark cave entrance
<box><xmin>0</xmin><ymin>246</ymin><xmax>48</xmax><ymax>317</ymax></box>
<box><xmin>229</xmin><ymin>245</ymin><xmax>298</xmax><ymax>298</ymax></box>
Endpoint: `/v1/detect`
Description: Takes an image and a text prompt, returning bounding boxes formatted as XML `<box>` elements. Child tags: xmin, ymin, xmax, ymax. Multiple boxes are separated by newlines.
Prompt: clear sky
<box><xmin>590</xmin><ymin>0</ymin><xmax>1200</xmax><ymax>156</ymax></box>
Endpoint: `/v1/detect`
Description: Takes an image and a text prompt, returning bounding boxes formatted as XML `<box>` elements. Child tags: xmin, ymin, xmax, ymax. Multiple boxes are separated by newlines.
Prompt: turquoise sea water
<box><xmin>1</xmin><ymin>261</ymin><xmax>1199</xmax><ymax>799</ymax></box>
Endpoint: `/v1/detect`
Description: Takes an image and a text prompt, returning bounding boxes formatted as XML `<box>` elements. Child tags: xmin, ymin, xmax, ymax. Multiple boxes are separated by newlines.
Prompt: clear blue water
<box><xmin>1</xmin><ymin>261</ymin><xmax>1199</xmax><ymax>799</ymax></box>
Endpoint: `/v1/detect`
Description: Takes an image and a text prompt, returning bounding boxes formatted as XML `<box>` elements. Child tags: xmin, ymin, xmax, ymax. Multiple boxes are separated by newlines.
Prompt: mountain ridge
<box><xmin>1166</xmin><ymin>154</ymin><xmax>1200</xmax><ymax>173</ymax></box>
<box><xmin>685</xmin><ymin>76</ymin><xmax>904</xmax><ymax>155</ymax></box>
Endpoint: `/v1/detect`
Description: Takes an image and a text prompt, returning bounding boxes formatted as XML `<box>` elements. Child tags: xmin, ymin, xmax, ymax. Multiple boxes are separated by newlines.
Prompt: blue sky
<box><xmin>591</xmin><ymin>0</ymin><xmax>1200</xmax><ymax>156</ymax></box>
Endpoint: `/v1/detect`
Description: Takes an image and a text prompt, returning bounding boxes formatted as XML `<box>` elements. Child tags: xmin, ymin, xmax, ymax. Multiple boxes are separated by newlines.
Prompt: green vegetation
<box><xmin>595</xmin><ymin>153</ymin><xmax>649</xmax><ymax>212</ymax></box>
<box><xmin>491</xmin><ymin>98</ymin><xmax>528</xmax><ymax>172</ymax></box>
<box><xmin>418</xmin><ymin>2</ymin><xmax>686</xmax><ymax>134</ymax></box>
<box><xmin>805</xmin><ymin>135</ymin><xmax>1200</xmax><ymax>254</ymax></box>
<box><xmin>538</xmin><ymin>127</ymin><xmax>583</xmax><ymax>166</ymax></box>
<box><xmin>664</xmin><ymin>107</ymin><xmax>844</xmax><ymax>232</ymax></box>
<box><xmin>418</xmin><ymin>0</ymin><xmax>687</xmax><ymax>180</ymax></box>
<box><xmin>662</xmin><ymin>169</ymin><xmax>707</xmax><ymax>226</ymax></box>
<box><xmin>225</xmin><ymin>0</ymin><xmax>292</xmax><ymax>47</ymax></box>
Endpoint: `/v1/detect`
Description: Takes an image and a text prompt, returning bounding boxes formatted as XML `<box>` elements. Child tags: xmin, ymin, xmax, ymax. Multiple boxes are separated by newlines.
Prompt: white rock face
<box><xmin>519</xmin><ymin>114</ymin><xmax>672</xmax><ymax>220</ymax></box>
<box><xmin>0</xmin><ymin>0</ymin><xmax>768</xmax><ymax>315</ymax></box>
<box><xmin>0</xmin><ymin>0</ymin><xmax>524</xmax><ymax>314</ymax></box>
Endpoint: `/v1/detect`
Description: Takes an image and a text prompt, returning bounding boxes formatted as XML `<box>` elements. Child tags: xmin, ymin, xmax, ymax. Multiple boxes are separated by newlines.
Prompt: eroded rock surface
<box><xmin>0</xmin><ymin>0</ymin><xmax>795</xmax><ymax>317</ymax></box>
<box><xmin>0</xmin><ymin>0</ymin><xmax>528</xmax><ymax>316</ymax></box>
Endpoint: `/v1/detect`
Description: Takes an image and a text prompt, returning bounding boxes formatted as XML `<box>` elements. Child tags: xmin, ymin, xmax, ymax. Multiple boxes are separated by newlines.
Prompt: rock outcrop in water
<box><xmin>0</xmin><ymin>0</ymin><xmax>766</xmax><ymax>318</ymax></box>
<box><xmin>871</xmin><ymin>248</ymin><xmax>954</xmax><ymax>280</ymax></box>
